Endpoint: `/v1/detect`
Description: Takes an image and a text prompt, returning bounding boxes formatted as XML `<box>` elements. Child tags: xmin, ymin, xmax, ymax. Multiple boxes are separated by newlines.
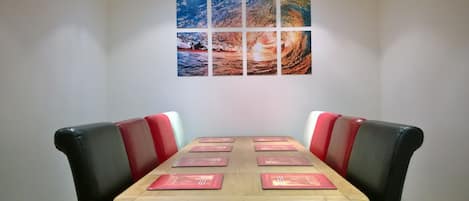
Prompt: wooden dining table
<box><xmin>114</xmin><ymin>136</ymin><xmax>369</xmax><ymax>201</ymax></box>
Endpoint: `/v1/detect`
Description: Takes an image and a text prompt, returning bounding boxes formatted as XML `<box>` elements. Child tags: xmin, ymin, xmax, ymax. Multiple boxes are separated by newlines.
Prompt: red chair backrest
<box><xmin>325</xmin><ymin>116</ymin><xmax>365</xmax><ymax>177</ymax></box>
<box><xmin>145</xmin><ymin>114</ymin><xmax>178</xmax><ymax>163</ymax></box>
<box><xmin>116</xmin><ymin>118</ymin><xmax>159</xmax><ymax>181</ymax></box>
<box><xmin>309</xmin><ymin>112</ymin><xmax>341</xmax><ymax>161</ymax></box>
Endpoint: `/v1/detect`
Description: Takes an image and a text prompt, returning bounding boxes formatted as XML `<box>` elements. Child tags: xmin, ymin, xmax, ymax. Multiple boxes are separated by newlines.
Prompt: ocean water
<box><xmin>212</xmin><ymin>32</ymin><xmax>242</xmax><ymax>52</ymax></box>
<box><xmin>177</xmin><ymin>32</ymin><xmax>208</xmax><ymax>50</ymax></box>
<box><xmin>281</xmin><ymin>0</ymin><xmax>311</xmax><ymax>27</ymax></box>
<box><xmin>177</xmin><ymin>51</ymin><xmax>208</xmax><ymax>76</ymax></box>
<box><xmin>248</xmin><ymin>61</ymin><xmax>277</xmax><ymax>75</ymax></box>
<box><xmin>247</xmin><ymin>32</ymin><xmax>278</xmax><ymax>75</ymax></box>
<box><xmin>247</xmin><ymin>0</ymin><xmax>276</xmax><ymax>27</ymax></box>
<box><xmin>177</xmin><ymin>0</ymin><xmax>207</xmax><ymax>28</ymax></box>
<box><xmin>212</xmin><ymin>32</ymin><xmax>243</xmax><ymax>76</ymax></box>
<box><xmin>213</xmin><ymin>51</ymin><xmax>243</xmax><ymax>76</ymax></box>
<box><xmin>212</xmin><ymin>0</ymin><xmax>242</xmax><ymax>27</ymax></box>
<box><xmin>281</xmin><ymin>31</ymin><xmax>311</xmax><ymax>74</ymax></box>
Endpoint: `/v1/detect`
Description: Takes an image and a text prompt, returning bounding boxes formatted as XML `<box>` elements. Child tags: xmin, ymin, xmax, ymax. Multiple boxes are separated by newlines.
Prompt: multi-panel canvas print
<box><xmin>176</xmin><ymin>0</ymin><xmax>312</xmax><ymax>77</ymax></box>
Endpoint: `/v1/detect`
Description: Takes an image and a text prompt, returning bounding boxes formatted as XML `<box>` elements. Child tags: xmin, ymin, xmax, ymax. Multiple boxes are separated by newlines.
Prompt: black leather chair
<box><xmin>346</xmin><ymin>120</ymin><xmax>424</xmax><ymax>201</ymax></box>
<box><xmin>55</xmin><ymin>123</ymin><xmax>133</xmax><ymax>201</ymax></box>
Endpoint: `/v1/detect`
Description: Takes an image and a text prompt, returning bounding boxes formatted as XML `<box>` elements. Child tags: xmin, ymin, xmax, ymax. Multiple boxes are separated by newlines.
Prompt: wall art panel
<box><xmin>281</xmin><ymin>0</ymin><xmax>311</xmax><ymax>27</ymax></box>
<box><xmin>247</xmin><ymin>32</ymin><xmax>278</xmax><ymax>75</ymax></box>
<box><xmin>281</xmin><ymin>31</ymin><xmax>312</xmax><ymax>75</ymax></box>
<box><xmin>212</xmin><ymin>0</ymin><xmax>242</xmax><ymax>28</ymax></box>
<box><xmin>177</xmin><ymin>0</ymin><xmax>208</xmax><ymax>28</ymax></box>
<box><xmin>212</xmin><ymin>32</ymin><xmax>243</xmax><ymax>76</ymax></box>
<box><xmin>177</xmin><ymin>32</ymin><xmax>209</xmax><ymax>76</ymax></box>
<box><xmin>246</xmin><ymin>0</ymin><xmax>276</xmax><ymax>27</ymax></box>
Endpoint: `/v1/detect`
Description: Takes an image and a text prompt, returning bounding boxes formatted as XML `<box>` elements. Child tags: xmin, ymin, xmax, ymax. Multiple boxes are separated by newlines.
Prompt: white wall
<box><xmin>380</xmin><ymin>0</ymin><xmax>469</xmax><ymax>201</ymax></box>
<box><xmin>108</xmin><ymin>0</ymin><xmax>381</xmax><ymax>143</ymax></box>
<box><xmin>0</xmin><ymin>0</ymin><xmax>108</xmax><ymax>201</ymax></box>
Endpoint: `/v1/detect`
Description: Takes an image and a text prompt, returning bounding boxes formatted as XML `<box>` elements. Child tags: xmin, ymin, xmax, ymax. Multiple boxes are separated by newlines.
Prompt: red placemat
<box><xmin>190</xmin><ymin>145</ymin><xmax>233</xmax><ymax>152</ymax></box>
<box><xmin>148</xmin><ymin>174</ymin><xmax>224</xmax><ymax>190</ymax></box>
<box><xmin>253</xmin><ymin>136</ymin><xmax>289</xmax><ymax>142</ymax></box>
<box><xmin>257</xmin><ymin>156</ymin><xmax>312</xmax><ymax>166</ymax></box>
<box><xmin>261</xmin><ymin>173</ymin><xmax>336</xmax><ymax>190</ymax></box>
<box><xmin>255</xmin><ymin>144</ymin><xmax>297</xmax><ymax>152</ymax></box>
<box><xmin>173</xmin><ymin>156</ymin><xmax>229</xmax><ymax>167</ymax></box>
<box><xmin>199</xmin><ymin>137</ymin><xmax>235</xmax><ymax>143</ymax></box>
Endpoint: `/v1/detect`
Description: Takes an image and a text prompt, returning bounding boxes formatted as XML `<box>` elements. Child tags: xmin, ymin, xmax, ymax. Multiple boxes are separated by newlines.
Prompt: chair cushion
<box><xmin>303</xmin><ymin>111</ymin><xmax>324</xmax><ymax>149</ymax></box>
<box><xmin>145</xmin><ymin>114</ymin><xmax>178</xmax><ymax>163</ymax></box>
<box><xmin>163</xmin><ymin>111</ymin><xmax>185</xmax><ymax>149</ymax></box>
<box><xmin>54</xmin><ymin>123</ymin><xmax>132</xmax><ymax>201</ymax></box>
<box><xmin>309</xmin><ymin>112</ymin><xmax>341</xmax><ymax>161</ymax></box>
<box><xmin>346</xmin><ymin>120</ymin><xmax>424</xmax><ymax>201</ymax></box>
<box><xmin>325</xmin><ymin>116</ymin><xmax>365</xmax><ymax>177</ymax></box>
<box><xmin>117</xmin><ymin>118</ymin><xmax>159</xmax><ymax>181</ymax></box>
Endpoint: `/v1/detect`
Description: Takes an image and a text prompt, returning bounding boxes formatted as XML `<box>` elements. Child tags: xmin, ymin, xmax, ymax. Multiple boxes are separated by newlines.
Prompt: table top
<box><xmin>114</xmin><ymin>136</ymin><xmax>369</xmax><ymax>201</ymax></box>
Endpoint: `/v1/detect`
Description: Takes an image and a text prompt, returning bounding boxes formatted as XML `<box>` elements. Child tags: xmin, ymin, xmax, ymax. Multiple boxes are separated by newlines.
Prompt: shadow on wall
<box><xmin>380</xmin><ymin>1</ymin><xmax>469</xmax><ymax>201</ymax></box>
<box><xmin>0</xmin><ymin>0</ymin><xmax>108</xmax><ymax>201</ymax></box>
<box><xmin>1</xmin><ymin>0</ymin><xmax>106</xmax><ymax>50</ymax></box>
<box><xmin>309</xmin><ymin>0</ymin><xmax>381</xmax><ymax>118</ymax></box>
<box><xmin>311</xmin><ymin>0</ymin><xmax>379</xmax><ymax>54</ymax></box>
<box><xmin>380</xmin><ymin>0</ymin><xmax>469</xmax><ymax>51</ymax></box>
<box><xmin>109</xmin><ymin>0</ymin><xmax>174</xmax><ymax>51</ymax></box>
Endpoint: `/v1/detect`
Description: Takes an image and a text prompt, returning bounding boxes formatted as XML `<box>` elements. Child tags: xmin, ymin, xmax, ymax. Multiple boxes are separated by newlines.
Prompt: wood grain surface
<box><xmin>114</xmin><ymin>136</ymin><xmax>369</xmax><ymax>201</ymax></box>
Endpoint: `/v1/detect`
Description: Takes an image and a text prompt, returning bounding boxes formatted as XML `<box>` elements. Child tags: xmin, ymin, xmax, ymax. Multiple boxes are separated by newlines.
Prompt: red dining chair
<box><xmin>116</xmin><ymin>118</ymin><xmax>159</xmax><ymax>181</ymax></box>
<box><xmin>309</xmin><ymin>112</ymin><xmax>341</xmax><ymax>161</ymax></box>
<box><xmin>325</xmin><ymin>116</ymin><xmax>366</xmax><ymax>177</ymax></box>
<box><xmin>145</xmin><ymin>114</ymin><xmax>178</xmax><ymax>163</ymax></box>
